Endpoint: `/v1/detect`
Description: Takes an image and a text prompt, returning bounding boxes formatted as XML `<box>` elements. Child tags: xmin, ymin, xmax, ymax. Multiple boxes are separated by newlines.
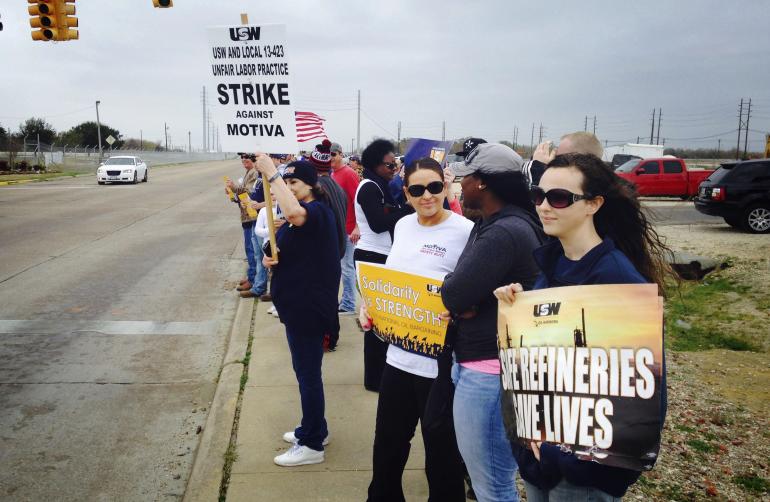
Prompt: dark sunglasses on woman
<box><xmin>406</xmin><ymin>181</ymin><xmax>445</xmax><ymax>197</ymax></box>
<box><xmin>529</xmin><ymin>186</ymin><xmax>593</xmax><ymax>209</ymax></box>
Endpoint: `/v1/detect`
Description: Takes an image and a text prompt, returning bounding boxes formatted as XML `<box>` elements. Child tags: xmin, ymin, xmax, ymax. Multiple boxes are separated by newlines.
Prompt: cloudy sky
<box><xmin>1</xmin><ymin>0</ymin><xmax>769</xmax><ymax>152</ymax></box>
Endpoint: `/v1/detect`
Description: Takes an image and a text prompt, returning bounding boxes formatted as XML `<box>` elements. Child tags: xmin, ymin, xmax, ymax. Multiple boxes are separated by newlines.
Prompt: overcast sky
<box><xmin>1</xmin><ymin>0</ymin><xmax>769</xmax><ymax>152</ymax></box>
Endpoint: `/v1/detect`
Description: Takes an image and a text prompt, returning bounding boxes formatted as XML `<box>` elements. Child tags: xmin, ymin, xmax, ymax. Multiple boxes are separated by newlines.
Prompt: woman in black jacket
<box><xmin>441</xmin><ymin>143</ymin><xmax>545</xmax><ymax>502</ymax></box>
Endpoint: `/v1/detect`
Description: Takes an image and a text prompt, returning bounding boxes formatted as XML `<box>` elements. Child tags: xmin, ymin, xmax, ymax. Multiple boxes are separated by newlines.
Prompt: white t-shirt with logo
<box><xmin>384</xmin><ymin>212</ymin><xmax>474</xmax><ymax>378</ymax></box>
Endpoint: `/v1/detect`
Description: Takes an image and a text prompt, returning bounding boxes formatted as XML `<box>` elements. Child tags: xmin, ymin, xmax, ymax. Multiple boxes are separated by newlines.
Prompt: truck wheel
<box><xmin>743</xmin><ymin>203</ymin><xmax>770</xmax><ymax>234</ymax></box>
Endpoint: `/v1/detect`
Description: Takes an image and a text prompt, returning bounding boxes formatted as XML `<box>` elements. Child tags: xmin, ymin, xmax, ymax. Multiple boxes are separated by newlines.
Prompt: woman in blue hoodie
<box><xmin>495</xmin><ymin>153</ymin><xmax>669</xmax><ymax>501</ymax></box>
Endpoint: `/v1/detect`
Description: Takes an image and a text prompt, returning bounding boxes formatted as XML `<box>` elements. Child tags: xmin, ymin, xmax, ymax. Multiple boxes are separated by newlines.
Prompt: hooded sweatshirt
<box><xmin>513</xmin><ymin>237</ymin><xmax>668</xmax><ymax>498</ymax></box>
<box><xmin>441</xmin><ymin>205</ymin><xmax>546</xmax><ymax>362</ymax></box>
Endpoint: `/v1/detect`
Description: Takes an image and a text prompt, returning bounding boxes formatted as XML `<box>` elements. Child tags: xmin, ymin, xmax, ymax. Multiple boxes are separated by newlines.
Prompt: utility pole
<box><xmin>656</xmin><ymin>108</ymin><xmax>662</xmax><ymax>145</ymax></box>
<box><xmin>441</xmin><ymin>121</ymin><xmax>446</xmax><ymax>141</ymax></box>
<box><xmin>351</xmin><ymin>138</ymin><xmax>354</xmax><ymax>155</ymax></box>
<box><xmin>95</xmin><ymin>100</ymin><xmax>103</xmax><ymax>162</ymax></box>
<box><xmin>650</xmin><ymin>108</ymin><xmax>656</xmax><ymax>144</ymax></box>
<box><xmin>356</xmin><ymin>89</ymin><xmax>361</xmax><ymax>152</ymax></box>
<box><xmin>397</xmin><ymin>121</ymin><xmax>401</xmax><ymax>154</ymax></box>
<box><xmin>188</xmin><ymin>131</ymin><xmax>191</xmax><ymax>153</ymax></box>
<box><xmin>202</xmin><ymin>86</ymin><xmax>207</xmax><ymax>152</ymax></box>
<box><xmin>164</xmin><ymin>122</ymin><xmax>169</xmax><ymax>151</ymax></box>
<box><xmin>736</xmin><ymin>98</ymin><xmax>744</xmax><ymax>160</ymax></box>
<box><xmin>538</xmin><ymin>123</ymin><xmax>544</xmax><ymax>143</ymax></box>
<box><xmin>743</xmin><ymin>98</ymin><xmax>752</xmax><ymax>158</ymax></box>
<box><xmin>637</xmin><ymin>136</ymin><xmax>640</xmax><ymax>144</ymax></box>
<box><xmin>530</xmin><ymin>122</ymin><xmax>535</xmax><ymax>157</ymax></box>
<box><xmin>140</xmin><ymin>130</ymin><xmax>143</xmax><ymax>151</ymax></box>
<box><xmin>593</xmin><ymin>115</ymin><xmax>597</xmax><ymax>135</ymax></box>
<box><xmin>717</xmin><ymin>138</ymin><xmax>721</xmax><ymax>158</ymax></box>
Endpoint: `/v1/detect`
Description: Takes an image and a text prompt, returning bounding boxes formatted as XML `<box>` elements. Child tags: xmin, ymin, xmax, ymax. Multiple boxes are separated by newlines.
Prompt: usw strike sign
<box><xmin>498</xmin><ymin>284</ymin><xmax>664</xmax><ymax>471</ymax></box>
<box><xmin>206</xmin><ymin>24</ymin><xmax>297</xmax><ymax>153</ymax></box>
<box><xmin>357</xmin><ymin>262</ymin><xmax>448</xmax><ymax>358</ymax></box>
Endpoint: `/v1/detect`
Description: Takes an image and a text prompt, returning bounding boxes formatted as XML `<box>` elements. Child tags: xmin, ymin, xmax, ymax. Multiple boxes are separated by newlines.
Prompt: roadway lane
<box><xmin>641</xmin><ymin>199</ymin><xmax>724</xmax><ymax>226</ymax></box>
<box><xmin>0</xmin><ymin>161</ymin><xmax>248</xmax><ymax>501</ymax></box>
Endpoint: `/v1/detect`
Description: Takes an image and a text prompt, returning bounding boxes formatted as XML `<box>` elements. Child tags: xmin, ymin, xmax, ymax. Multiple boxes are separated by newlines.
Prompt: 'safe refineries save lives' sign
<box><xmin>498</xmin><ymin>283</ymin><xmax>664</xmax><ymax>471</ymax></box>
<box><xmin>206</xmin><ymin>24</ymin><xmax>297</xmax><ymax>153</ymax></box>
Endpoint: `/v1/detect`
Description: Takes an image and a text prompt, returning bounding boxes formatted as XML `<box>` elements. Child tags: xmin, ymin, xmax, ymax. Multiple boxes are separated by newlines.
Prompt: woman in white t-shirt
<box><xmin>365</xmin><ymin>158</ymin><xmax>472</xmax><ymax>502</ymax></box>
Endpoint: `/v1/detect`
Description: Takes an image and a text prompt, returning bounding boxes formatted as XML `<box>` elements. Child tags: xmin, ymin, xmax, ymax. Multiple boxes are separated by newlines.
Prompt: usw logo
<box><xmin>229</xmin><ymin>26</ymin><xmax>261</xmax><ymax>41</ymax></box>
<box><xmin>533</xmin><ymin>302</ymin><xmax>561</xmax><ymax>317</ymax></box>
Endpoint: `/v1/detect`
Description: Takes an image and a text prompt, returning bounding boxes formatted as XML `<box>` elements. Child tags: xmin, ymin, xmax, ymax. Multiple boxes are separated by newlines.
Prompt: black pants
<box><xmin>367</xmin><ymin>364</ymin><xmax>465</xmax><ymax>502</ymax></box>
<box><xmin>353</xmin><ymin>248</ymin><xmax>389</xmax><ymax>392</ymax></box>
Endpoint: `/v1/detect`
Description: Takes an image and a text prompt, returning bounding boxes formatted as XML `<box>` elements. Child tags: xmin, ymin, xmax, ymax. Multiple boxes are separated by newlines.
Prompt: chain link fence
<box><xmin>1</xmin><ymin>139</ymin><xmax>237</xmax><ymax>174</ymax></box>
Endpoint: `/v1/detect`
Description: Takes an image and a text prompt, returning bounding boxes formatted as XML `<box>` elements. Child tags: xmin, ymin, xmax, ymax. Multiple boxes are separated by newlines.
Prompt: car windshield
<box><xmin>615</xmin><ymin>159</ymin><xmax>641</xmax><ymax>173</ymax></box>
<box><xmin>104</xmin><ymin>158</ymin><xmax>135</xmax><ymax>166</ymax></box>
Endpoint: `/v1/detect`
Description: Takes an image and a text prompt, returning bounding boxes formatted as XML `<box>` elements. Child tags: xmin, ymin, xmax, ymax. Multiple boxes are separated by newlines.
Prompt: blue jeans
<box><xmin>286</xmin><ymin>324</ymin><xmax>327</xmax><ymax>452</ymax></box>
<box><xmin>250</xmin><ymin>233</ymin><xmax>268</xmax><ymax>295</ymax></box>
<box><xmin>242</xmin><ymin>222</ymin><xmax>256</xmax><ymax>283</ymax></box>
<box><xmin>524</xmin><ymin>481</ymin><xmax>621</xmax><ymax>502</ymax></box>
<box><xmin>452</xmin><ymin>363</ymin><xmax>519</xmax><ymax>502</ymax></box>
<box><xmin>339</xmin><ymin>237</ymin><xmax>357</xmax><ymax>312</ymax></box>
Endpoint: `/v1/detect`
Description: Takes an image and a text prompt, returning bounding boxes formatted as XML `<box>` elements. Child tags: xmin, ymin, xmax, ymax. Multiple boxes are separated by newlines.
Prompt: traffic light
<box><xmin>29</xmin><ymin>0</ymin><xmax>78</xmax><ymax>41</ymax></box>
<box><xmin>152</xmin><ymin>0</ymin><xmax>173</xmax><ymax>7</ymax></box>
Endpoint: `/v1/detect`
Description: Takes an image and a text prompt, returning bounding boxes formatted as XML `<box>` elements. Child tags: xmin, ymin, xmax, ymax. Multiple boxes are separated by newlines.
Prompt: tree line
<box><xmin>0</xmin><ymin>117</ymin><xmax>167</xmax><ymax>151</ymax></box>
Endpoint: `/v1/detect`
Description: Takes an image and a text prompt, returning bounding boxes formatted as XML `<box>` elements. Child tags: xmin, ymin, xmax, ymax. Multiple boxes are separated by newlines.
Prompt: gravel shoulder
<box><xmin>626</xmin><ymin>223</ymin><xmax>770</xmax><ymax>501</ymax></box>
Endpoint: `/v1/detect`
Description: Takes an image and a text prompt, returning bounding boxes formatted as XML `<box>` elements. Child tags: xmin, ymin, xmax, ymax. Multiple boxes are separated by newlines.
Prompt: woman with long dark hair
<box><xmin>253</xmin><ymin>156</ymin><xmax>341</xmax><ymax>467</ymax></box>
<box><xmin>495</xmin><ymin>153</ymin><xmax>670</xmax><ymax>501</ymax></box>
<box><xmin>441</xmin><ymin>143</ymin><xmax>546</xmax><ymax>502</ymax></box>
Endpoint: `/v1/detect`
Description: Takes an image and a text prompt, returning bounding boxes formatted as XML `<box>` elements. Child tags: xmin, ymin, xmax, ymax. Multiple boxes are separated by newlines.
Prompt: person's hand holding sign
<box><xmin>493</xmin><ymin>282</ymin><xmax>524</xmax><ymax>305</ymax></box>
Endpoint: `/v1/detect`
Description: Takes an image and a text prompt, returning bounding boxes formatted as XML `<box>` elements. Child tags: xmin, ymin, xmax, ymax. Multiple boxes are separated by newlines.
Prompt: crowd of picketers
<box><xmin>224</xmin><ymin>132</ymin><xmax>670</xmax><ymax>502</ymax></box>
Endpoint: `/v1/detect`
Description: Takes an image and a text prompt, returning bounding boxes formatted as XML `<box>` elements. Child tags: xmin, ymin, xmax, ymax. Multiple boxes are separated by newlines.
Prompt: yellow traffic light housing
<box><xmin>29</xmin><ymin>0</ymin><xmax>78</xmax><ymax>41</ymax></box>
<box><xmin>152</xmin><ymin>0</ymin><xmax>173</xmax><ymax>7</ymax></box>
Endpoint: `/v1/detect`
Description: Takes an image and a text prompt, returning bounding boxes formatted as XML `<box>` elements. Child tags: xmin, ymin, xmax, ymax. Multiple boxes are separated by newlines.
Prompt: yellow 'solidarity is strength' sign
<box><xmin>356</xmin><ymin>262</ymin><xmax>449</xmax><ymax>358</ymax></box>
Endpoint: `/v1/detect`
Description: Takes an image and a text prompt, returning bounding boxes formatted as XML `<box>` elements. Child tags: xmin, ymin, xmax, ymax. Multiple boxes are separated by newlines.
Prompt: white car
<box><xmin>97</xmin><ymin>156</ymin><xmax>148</xmax><ymax>184</ymax></box>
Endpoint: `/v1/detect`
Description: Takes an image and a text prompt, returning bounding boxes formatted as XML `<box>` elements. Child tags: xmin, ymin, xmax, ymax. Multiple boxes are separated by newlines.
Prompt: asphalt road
<box><xmin>0</xmin><ymin>162</ymin><xmax>246</xmax><ymax>501</ymax></box>
<box><xmin>641</xmin><ymin>199</ymin><xmax>724</xmax><ymax>226</ymax></box>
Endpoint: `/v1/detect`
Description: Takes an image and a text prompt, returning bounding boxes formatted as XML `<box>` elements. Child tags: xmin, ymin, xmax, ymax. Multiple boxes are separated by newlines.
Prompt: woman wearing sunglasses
<box><xmin>366</xmin><ymin>157</ymin><xmax>471</xmax><ymax>501</ymax></box>
<box><xmin>355</xmin><ymin>139</ymin><xmax>413</xmax><ymax>391</ymax></box>
<box><xmin>441</xmin><ymin>143</ymin><xmax>546</xmax><ymax>502</ymax></box>
<box><xmin>495</xmin><ymin>153</ymin><xmax>669</xmax><ymax>501</ymax></box>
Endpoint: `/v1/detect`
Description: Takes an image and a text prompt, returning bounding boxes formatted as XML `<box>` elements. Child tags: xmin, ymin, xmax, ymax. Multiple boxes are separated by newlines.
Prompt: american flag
<box><xmin>295</xmin><ymin>111</ymin><xmax>328</xmax><ymax>143</ymax></box>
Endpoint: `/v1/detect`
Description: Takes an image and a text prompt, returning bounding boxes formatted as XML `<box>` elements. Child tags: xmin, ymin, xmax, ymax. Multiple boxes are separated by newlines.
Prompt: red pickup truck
<box><xmin>615</xmin><ymin>158</ymin><xmax>714</xmax><ymax>198</ymax></box>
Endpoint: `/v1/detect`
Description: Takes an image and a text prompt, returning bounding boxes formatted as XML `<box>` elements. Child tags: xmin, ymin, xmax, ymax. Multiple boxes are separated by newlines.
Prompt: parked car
<box><xmin>97</xmin><ymin>156</ymin><xmax>148</xmax><ymax>184</ymax></box>
<box><xmin>694</xmin><ymin>159</ymin><xmax>770</xmax><ymax>233</ymax></box>
<box><xmin>615</xmin><ymin>158</ymin><xmax>713</xmax><ymax>198</ymax></box>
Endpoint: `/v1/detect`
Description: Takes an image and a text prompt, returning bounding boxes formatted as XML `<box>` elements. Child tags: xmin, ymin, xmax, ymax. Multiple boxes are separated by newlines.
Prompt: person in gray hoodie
<box><xmin>442</xmin><ymin>143</ymin><xmax>546</xmax><ymax>502</ymax></box>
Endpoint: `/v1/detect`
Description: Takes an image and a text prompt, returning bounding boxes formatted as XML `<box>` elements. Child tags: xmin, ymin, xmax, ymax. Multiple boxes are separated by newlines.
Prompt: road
<box><xmin>0</xmin><ymin>161</ymin><xmax>246</xmax><ymax>501</ymax></box>
<box><xmin>641</xmin><ymin>199</ymin><xmax>723</xmax><ymax>226</ymax></box>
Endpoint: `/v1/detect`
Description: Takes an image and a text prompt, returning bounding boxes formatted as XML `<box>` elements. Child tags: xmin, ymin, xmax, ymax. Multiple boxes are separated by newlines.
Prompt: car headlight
<box><xmin>122</xmin><ymin>169</ymin><xmax>134</xmax><ymax>174</ymax></box>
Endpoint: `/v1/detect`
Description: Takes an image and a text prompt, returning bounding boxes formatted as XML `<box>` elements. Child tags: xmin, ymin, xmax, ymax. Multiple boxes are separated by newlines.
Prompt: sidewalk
<box><xmin>226</xmin><ymin>300</ymin><xmax>430</xmax><ymax>501</ymax></box>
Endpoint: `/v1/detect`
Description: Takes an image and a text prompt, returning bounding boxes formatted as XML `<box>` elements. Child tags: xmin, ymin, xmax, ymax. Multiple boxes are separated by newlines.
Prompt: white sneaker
<box><xmin>273</xmin><ymin>444</ymin><xmax>324</xmax><ymax>466</ymax></box>
<box><xmin>282</xmin><ymin>430</ymin><xmax>330</xmax><ymax>446</ymax></box>
<box><xmin>267</xmin><ymin>305</ymin><xmax>279</xmax><ymax>317</ymax></box>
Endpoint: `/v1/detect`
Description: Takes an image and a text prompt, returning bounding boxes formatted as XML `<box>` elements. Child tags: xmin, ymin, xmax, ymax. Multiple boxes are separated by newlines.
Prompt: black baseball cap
<box><xmin>456</xmin><ymin>137</ymin><xmax>488</xmax><ymax>158</ymax></box>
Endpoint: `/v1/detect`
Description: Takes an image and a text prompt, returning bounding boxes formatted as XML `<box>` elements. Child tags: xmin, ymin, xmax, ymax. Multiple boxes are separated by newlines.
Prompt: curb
<box><xmin>0</xmin><ymin>179</ymin><xmax>35</xmax><ymax>186</ymax></box>
<box><xmin>183</xmin><ymin>298</ymin><xmax>255</xmax><ymax>502</ymax></box>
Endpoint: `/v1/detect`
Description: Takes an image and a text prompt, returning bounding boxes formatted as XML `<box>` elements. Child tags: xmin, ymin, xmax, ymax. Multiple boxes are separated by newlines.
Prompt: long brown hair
<box><xmin>547</xmin><ymin>154</ymin><xmax>673</xmax><ymax>294</ymax></box>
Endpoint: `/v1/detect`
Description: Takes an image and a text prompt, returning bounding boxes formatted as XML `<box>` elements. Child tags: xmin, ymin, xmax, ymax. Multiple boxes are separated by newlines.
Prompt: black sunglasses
<box><xmin>384</xmin><ymin>162</ymin><xmax>398</xmax><ymax>170</ymax></box>
<box><xmin>240</xmin><ymin>154</ymin><xmax>256</xmax><ymax>161</ymax></box>
<box><xmin>407</xmin><ymin>181</ymin><xmax>444</xmax><ymax>197</ymax></box>
<box><xmin>331</xmin><ymin>152</ymin><xmax>339</xmax><ymax>157</ymax></box>
<box><xmin>530</xmin><ymin>186</ymin><xmax>593</xmax><ymax>209</ymax></box>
